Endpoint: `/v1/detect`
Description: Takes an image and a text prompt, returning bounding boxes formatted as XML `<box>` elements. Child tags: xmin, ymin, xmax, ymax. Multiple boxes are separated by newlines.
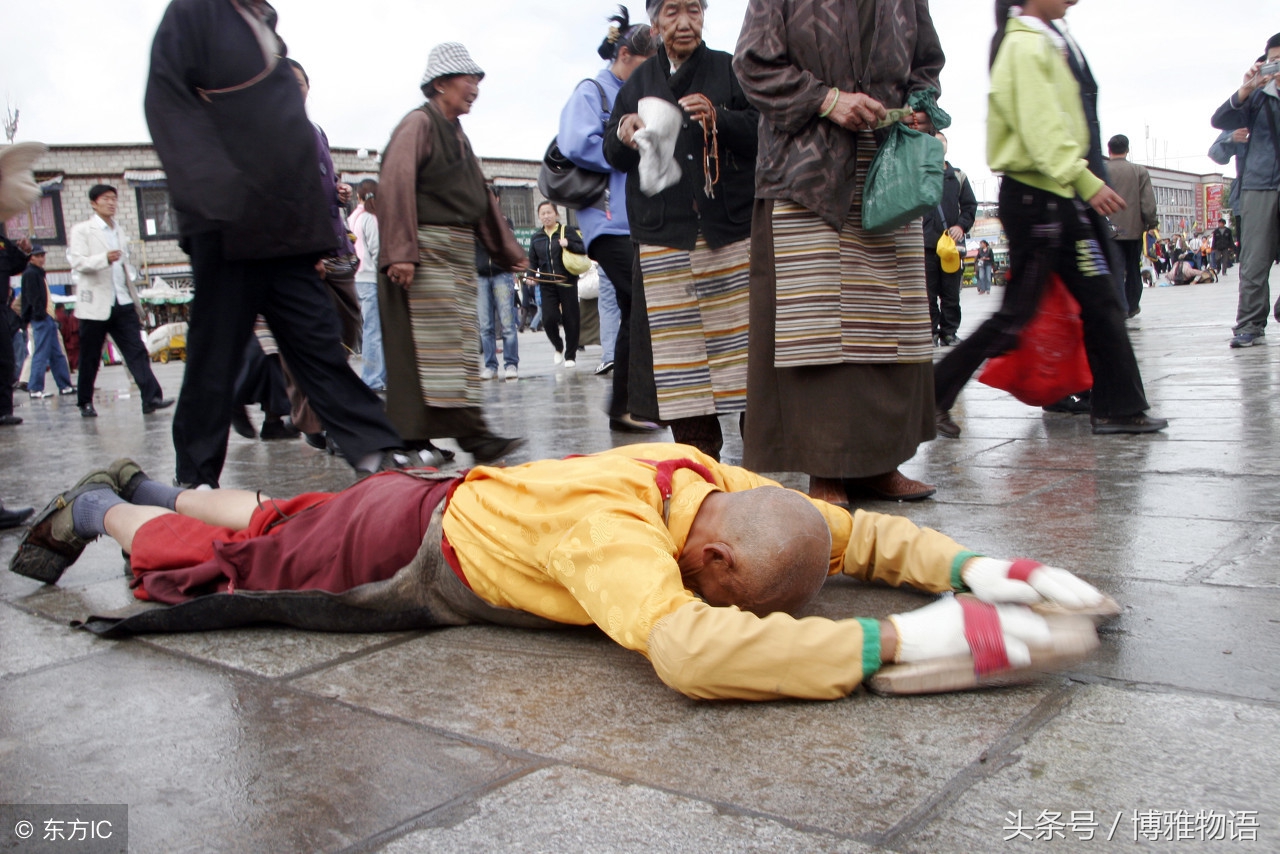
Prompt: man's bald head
<box><xmin>681</xmin><ymin>487</ymin><xmax>831</xmax><ymax>617</ymax></box>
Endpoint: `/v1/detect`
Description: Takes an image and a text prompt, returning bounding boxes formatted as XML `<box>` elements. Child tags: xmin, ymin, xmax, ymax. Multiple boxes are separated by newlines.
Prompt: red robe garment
<box><xmin>129</xmin><ymin>472</ymin><xmax>453</xmax><ymax>605</ymax></box>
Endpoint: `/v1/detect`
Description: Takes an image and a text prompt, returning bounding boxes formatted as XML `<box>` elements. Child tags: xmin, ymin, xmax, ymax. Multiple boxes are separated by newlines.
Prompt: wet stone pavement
<box><xmin>2</xmin><ymin>271</ymin><xmax>1278</xmax><ymax>852</ymax></box>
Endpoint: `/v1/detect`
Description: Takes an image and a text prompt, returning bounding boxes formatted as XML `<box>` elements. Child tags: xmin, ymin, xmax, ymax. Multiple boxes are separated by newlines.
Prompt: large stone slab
<box><xmin>294</xmin><ymin>626</ymin><xmax>1054</xmax><ymax>839</ymax></box>
<box><xmin>0</xmin><ymin>603</ymin><xmax>102</xmax><ymax>678</ymax></box>
<box><xmin>900</xmin><ymin>684</ymin><xmax>1280</xmax><ymax>851</ymax></box>
<box><xmin>1077</xmin><ymin>579</ymin><xmax>1280</xmax><ymax>703</ymax></box>
<box><xmin>377</xmin><ymin>765</ymin><xmax>871</xmax><ymax>853</ymax></box>
<box><xmin>1</xmin><ymin>645</ymin><xmax>528</xmax><ymax>853</ymax></box>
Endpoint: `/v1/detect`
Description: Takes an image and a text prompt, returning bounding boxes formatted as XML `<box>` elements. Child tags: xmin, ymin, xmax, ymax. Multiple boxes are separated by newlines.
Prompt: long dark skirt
<box><xmin>742</xmin><ymin>198</ymin><xmax>935</xmax><ymax>479</ymax></box>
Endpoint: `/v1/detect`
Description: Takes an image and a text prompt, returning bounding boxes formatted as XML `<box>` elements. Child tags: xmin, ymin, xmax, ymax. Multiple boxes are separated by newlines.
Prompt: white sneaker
<box><xmin>504</xmin><ymin>366</ymin><xmax>518</xmax><ymax>381</ymax></box>
<box><xmin>480</xmin><ymin>367</ymin><xmax>496</xmax><ymax>380</ymax></box>
<box><xmin>564</xmin><ymin>359</ymin><xmax>576</xmax><ymax>368</ymax></box>
<box><xmin>553</xmin><ymin>351</ymin><xmax>564</xmax><ymax>365</ymax></box>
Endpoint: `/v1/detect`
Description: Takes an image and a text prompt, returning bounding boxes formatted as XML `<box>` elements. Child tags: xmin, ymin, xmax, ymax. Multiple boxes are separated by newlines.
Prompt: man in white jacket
<box><xmin>66</xmin><ymin>184</ymin><xmax>172</xmax><ymax>417</ymax></box>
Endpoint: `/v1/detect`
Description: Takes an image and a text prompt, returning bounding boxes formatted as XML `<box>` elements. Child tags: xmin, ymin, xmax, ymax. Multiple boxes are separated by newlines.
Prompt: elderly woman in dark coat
<box><xmin>603</xmin><ymin>0</ymin><xmax>758</xmax><ymax>461</ymax></box>
<box><xmin>734</xmin><ymin>0</ymin><xmax>944</xmax><ymax>505</ymax></box>
<box><xmin>378</xmin><ymin>43</ymin><xmax>528</xmax><ymax>464</ymax></box>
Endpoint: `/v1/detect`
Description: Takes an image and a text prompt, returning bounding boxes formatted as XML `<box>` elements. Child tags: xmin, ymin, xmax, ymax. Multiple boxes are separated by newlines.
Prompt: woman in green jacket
<box><xmin>934</xmin><ymin>0</ymin><xmax>1165</xmax><ymax>438</ymax></box>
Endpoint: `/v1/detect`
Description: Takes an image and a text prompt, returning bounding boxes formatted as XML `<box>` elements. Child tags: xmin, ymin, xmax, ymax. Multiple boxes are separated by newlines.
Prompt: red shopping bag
<box><xmin>978</xmin><ymin>274</ymin><xmax>1092</xmax><ymax>406</ymax></box>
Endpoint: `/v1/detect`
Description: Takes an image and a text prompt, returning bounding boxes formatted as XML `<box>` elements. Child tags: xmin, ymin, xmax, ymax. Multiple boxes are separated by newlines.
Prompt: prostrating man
<box><xmin>1212</xmin><ymin>35</ymin><xmax>1280</xmax><ymax>349</ymax></box>
<box><xmin>921</xmin><ymin>132</ymin><xmax>977</xmax><ymax>346</ymax></box>
<box><xmin>1105</xmin><ymin>135</ymin><xmax>1157</xmax><ymax>318</ymax></box>
<box><xmin>66</xmin><ymin>185</ymin><xmax>173</xmax><ymax>418</ymax></box>
<box><xmin>13</xmin><ymin>444</ymin><xmax>1111</xmax><ymax>700</ymax></box>
<box><xmin>19</xmin><ymin>245</ymin><xmax>74</xmax><ymax>400</ymax></box>
<box><xmin>144</xmin><ymin>0</ymin><xmax>405</xmax><ymax>486</ymax></box>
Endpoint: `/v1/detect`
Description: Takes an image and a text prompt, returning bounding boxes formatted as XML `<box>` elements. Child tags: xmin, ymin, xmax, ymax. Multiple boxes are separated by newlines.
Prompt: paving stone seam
<box><xmin>867</xmin><ymin>681</ymin><xmax>1080</xmax><ymax>851</ymax></box>
<box><xmin>486</xmin><ymin>757</ymin><xmax>873</xmax><ymax>848</ymax></box>
<box><xmin>331</xmin><ymin>763</ymin><xmax>556</xmax><ymax>854</ymax></box>
<box><xmin>256</xmin><ymin>631</ymin><xmax>433</xmax><ymax>682</ymax></box>
<box><xmin>1185</xmin><ymin>523</ymin><xmax>1280</xmax><ymax>584</ymax></box>
<box><xmin>1066</xmin><ymin>673</ymin><xmax>1280</xmax><ymax>710</ymax></box>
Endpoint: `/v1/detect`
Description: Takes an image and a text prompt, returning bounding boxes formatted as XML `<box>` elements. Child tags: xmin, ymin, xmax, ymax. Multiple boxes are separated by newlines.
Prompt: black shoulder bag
<box><xmin>538</xmin><ymin>79</ymin><xmax>611</xmax><ymax>211</ymax></box>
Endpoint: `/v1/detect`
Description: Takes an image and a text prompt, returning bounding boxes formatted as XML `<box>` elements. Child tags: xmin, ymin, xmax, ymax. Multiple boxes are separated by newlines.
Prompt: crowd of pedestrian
<box><xmin>22</xmin><ymin>0</ymin><xmax>1280</xmax><ymax>529</ymax></box>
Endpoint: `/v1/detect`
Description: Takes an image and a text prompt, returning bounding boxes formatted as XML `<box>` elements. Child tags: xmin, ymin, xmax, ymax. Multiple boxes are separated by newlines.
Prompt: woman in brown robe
<box><xmin>733</xmin><ymin>0</ymin><xmax>944</xmax><ymax>505</ymax></box>
<box><xmin>378</xmin><ymin>43</ymin><xmax>529</xmax><ymax>464</ymax></box>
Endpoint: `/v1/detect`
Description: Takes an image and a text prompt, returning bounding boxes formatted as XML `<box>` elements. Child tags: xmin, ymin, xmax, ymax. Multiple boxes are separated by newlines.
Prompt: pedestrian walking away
<box><xmin>934</xmin><ymin>0</ymin><xmax>1166</xmax><ymax>439</ymax></box>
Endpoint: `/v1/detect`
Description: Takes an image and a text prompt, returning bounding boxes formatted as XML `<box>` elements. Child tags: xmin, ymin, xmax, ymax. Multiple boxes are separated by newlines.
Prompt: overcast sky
<box><xmin>1</xmin><ymin>0</ymin><xmax>1271</xmax><ymax>198</ymax></box>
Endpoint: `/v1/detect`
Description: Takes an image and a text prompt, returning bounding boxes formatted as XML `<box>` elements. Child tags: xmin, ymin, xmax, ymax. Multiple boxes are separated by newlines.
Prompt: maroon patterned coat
<box><xmin>733</xmin><ymin>0</ymin><xmax>944</xmax><ymax>230</ymax></box>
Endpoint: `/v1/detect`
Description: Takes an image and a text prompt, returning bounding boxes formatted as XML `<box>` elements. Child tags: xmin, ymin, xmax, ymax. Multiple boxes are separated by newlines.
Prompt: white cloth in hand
<box><xmin>963</xmin><ymin>557</ymin><xmax>1106</xmax><ymax>610</ymax></box>
<box><xmin>635</xmin><ymin>97</ymin><xmax>683</xmax><ymax>197</ymax></box>
<box><xmin>889</xmin><ymin>595</ymin><xmax>1050</xmax><ymax>668</ymax></box>
<box><xmin>0</xmin><ymin>141</ymin><xmax>48</xmax><ymax>221</ymax></box>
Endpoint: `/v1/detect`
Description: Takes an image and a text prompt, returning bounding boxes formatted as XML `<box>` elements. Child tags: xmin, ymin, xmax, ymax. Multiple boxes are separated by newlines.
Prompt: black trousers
<box><xmin>77</xmin><ymin>303</ymin><xmax>164</xmax><ymax>409</ymax></box>
<box><xmin>0</xmin><ymin>324</ymin><xmax>15</xmax><ymax>417</ymax></box>
<box><xmin>174</xmin><ymin>233</ymin><xmax>402</xmax><ymax>486</ymax></box>
<box><xmin>1116</xmin><ymin>239</ymin><xmax>1144</xmax><ymax>315</ymax></box>
<box><xmin>924</xmin><ymin>250</ymin><xmax>963</xmax><ymax>339</ymax></box>
<box><xmin>935</xmin><ymin>178</ymin><xmax>1148</xmax><ymax>418</ymax></box>
<box><xmin>588</xmin><ymin>235</ymin><xmax>637</xmax><ymax>419</ymax></box>
<box><xmin>538</xmin><ymin>282</ymin><xmax>580</xmax><ymax>359</ymax></box>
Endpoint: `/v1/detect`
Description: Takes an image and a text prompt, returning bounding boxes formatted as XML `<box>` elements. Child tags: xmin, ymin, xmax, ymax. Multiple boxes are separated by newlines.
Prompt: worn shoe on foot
<box><xmin>594</xmin><ymin>360</ymin><xmax>614</xmax><ymax>376</ymax></box>
<box><xmin>9</xmin><ymin>476</ymin><xmax>115</xmax><ymax>584</ymax></box>
<box><xmin>1090</xmin><ymin>414</ymin><xmax>1168</xmax><ymax>435</ymax></box>
<box><xmin>844</xmin><ymin>470</ymin><xmax>936</xmax><ymax>501</ymax></box>
<box><xmin>480</xmin><ymin>367</ymin><xmax>497</xmax><ymax>380</ymax></box>
<box><xmin>0</xmin><ymin>414</ymin><xmax>21</xmax><ymax>426</ymax></box>
<box><xmin>1229</xmin><ymin>332</ymin><xmax>1264</xmax><ymax>348</ymax></box>
<box><xmin>142</xmin><ymin>398</ymin><xmax>175</xmax><ymax>414</ymax></box>
<box><xmin>504</xmin><ymin>366</ymin><xmax>519</xmax><ymax>381</ymax></box>
<box><xmin>79</xmin><ymin>403</ymin><xmax>98</xmax><ymax>418</ymax></box>
<box><xmin>935</xmin><ymin>409</ymin><xmax>961</xmax><ymax>439</ymax></box>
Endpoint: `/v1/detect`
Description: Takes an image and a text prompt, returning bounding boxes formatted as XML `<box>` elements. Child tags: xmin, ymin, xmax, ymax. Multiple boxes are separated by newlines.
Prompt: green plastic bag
<box><xmin>862</xmin><ymin>124</ymin><xmax>945</xmax><ymax>234</ymax></box>
<box><xmin>862</xmin><ymin>88</ymin><xmax>948</xmax><ymax>234</ymax></box>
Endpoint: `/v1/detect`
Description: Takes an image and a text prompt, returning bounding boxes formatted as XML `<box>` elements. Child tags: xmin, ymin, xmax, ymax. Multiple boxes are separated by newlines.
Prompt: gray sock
<box><xmin>130</xmin><ymin>478</ymin><xmax>184</xmax><ymax>511</ymax></box>
<box><xmin>71</xmin><ymin>488</ymin><xmax>127</xmax><ymax>539</ymax></box>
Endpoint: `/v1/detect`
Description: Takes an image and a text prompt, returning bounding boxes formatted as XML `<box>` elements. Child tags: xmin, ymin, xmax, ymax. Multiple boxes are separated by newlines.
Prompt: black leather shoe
<box><xmin>0</xmin><ymin>505</ymin><xmax>34</xmax><ymax>529</ymax></box>
<box><xmin>1091</xmin><ymin>413</ymin><xmax>1169</xmax><ymax>435</ymax></box>
<box><xmin>466</xmin><ymin>436</ymin><xmax>527</xmax><ymax>464</ymax></box>
<box><xmin>259</xmin><ymin>418</ymin><xmax>301</xmax><ymax>441</ymax></box>
<box><xmin>1043</xmin><ymin>392</ymin><xmax>1092</xmax><ymax>414</ymax></box>
<box><xmin>935</xmin><ymin>409</ymin><xmax>961</xmax><ymax>438</ymax></box>
<box><xmin>0</xmin><ymin>414</ymin><xmax>21</xmax><ymax>426</ymax></box>
<box><xmin>79</xmin><ymin>404</ymin><xmax>98</xmax><ymax>418</ymax></box>
<box><xmin>230</xmin><ymin>406</ymin><xmax>257</xmax><ymax>439</ymax></box>
<box><xmin>142</xmin><ymin>398</ymin><xmax>175</xmax><ymax>414</ymax></box>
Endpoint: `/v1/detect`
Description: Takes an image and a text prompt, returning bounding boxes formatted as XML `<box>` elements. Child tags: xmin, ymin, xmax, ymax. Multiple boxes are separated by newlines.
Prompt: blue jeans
<box><xmin>356</xmin><ymin>279</ymin><xmax>385</xmax><ymax>389</ymax></box>
<box><xmin>596</xmin><ymin>265</ymin><xmax>620</xmax><ymax>364</ymax></box>
<box><xmin>477</xmin><ymin>272</ymin><xmax>519</xmax><ymax>370</ymax></box>
<box><xmin>27</xmin><ymin>315</ymin><xmax>72</xmax><ymax>393</ymax></box>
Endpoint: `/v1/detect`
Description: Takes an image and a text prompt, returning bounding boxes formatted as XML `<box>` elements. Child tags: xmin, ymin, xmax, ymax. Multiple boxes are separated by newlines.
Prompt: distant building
<box><xmin>1146</xmin><ymin>165</ymin><xmax>1227</xmax><ymax>236</ymax></box>
<box><xmin>4</xmin><ymin>143</ymin><xmax>545</xmax><ymax>296</ymax></box>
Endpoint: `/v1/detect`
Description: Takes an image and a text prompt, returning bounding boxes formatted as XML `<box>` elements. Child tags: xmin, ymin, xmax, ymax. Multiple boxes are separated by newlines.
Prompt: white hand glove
<box><xmin>889</xmin><ymin>596</ymin><xmax>1050</xmax><ymax>668</ymax></box>
<box><xmin>962</xmin><ymin>557</ymin><xmax>1106</xmax><ymax>610</ymax></box>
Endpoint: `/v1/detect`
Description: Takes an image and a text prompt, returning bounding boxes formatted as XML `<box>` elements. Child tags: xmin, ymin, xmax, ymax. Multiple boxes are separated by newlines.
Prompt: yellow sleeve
<box><xmin>647</xmin><ymin>601</ymin><xmax>879</xmax><ymax>700</ymax></box>
<box><xmin>838</xmin><ymin>508</ymin><xmax>974</xmax><ymax>594</ymax></box>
